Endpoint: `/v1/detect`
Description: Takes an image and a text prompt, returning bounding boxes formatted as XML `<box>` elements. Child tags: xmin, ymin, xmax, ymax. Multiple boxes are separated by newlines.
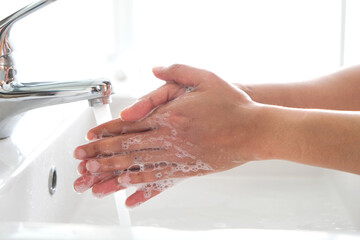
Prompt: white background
<box><xmin>1</xmin><ymin>0</ymin><xmax>358</xmax><ymax>97</ymax></box>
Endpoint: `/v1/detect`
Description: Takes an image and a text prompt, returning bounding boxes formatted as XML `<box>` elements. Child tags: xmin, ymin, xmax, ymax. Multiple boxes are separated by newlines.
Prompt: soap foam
<box><xmin>185</xmin><ymin>86</ymin><xmax>195</xmax><ymax>93</ymax></box>
<box><xmin>122</xmin><ymin>135</ymin><xmax>143</xmax><ymax>150</ymax></box>
<box><xmin>98</xmin><ymin>128</ymin><xmax>116</xmax><ymax>139</ymax></box>
<box><xmin>170</xmin><ymin>160</ymin><xmax>213</xmax><ymax>174</ymax></box>
<box><xmin>96</xmin><ymin>150</ymin><xmax>116</xmax><ymax>158</ymax></box>
<box><xmin>133</xmin><ymin>156</ymin><xmax>143</xmax><ymax>165</ymax></box>
<box><xmin>174</xmin><ymin>146</ymin><xmax>196</xmax><ymax>159</ymax></box>
<box><xmin>139</xmin><ymin>178</ymin><xmax>179</xmax><ymax>199</ymax></box>
<box><xmin>135</xmin><ymin>160</ymin><xmax>212</xmax><ymax>199</ymax></box>
<box><xmin>93</xmin><ymin>103</ymin><xmax>216</xmax><ymax>207</ymax></box>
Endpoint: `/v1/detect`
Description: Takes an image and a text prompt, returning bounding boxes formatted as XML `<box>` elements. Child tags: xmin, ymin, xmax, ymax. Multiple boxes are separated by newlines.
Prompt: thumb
<box><xmin>120</xmin><ymin>82</ymin><xmax>186</xmax><ymax>122</ymax></box>
<box><xmin>153</xmin><ymin>64</ymin><xmax>213</xmax><ymax>87</ymax></box>
<box><xmin>121</xmin><ymin>64</ymin><xmax>212</xmax><ymax>122</ymax></box>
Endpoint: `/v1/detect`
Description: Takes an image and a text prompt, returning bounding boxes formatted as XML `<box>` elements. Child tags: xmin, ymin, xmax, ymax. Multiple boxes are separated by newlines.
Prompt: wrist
<box><xmin>248</xmin><ymin>104</ymin><xmax>304</xmax><ymax>161</ymax></box>
<box><xmin>234</xmin><ymin>82</ymin><xmax>309</xmax><ymax>109</ymax></box>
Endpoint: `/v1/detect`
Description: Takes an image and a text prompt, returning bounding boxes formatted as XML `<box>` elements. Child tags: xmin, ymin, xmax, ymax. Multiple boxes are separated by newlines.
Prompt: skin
<box><xmin>73</xmin><ymin>64</ymin><xmax>360</xmax><ymax>208</ymax></box>
<box><xmin>235</xmin><ymin>65</ymin><xmax>360</xmax><ymax>111</ymax></box>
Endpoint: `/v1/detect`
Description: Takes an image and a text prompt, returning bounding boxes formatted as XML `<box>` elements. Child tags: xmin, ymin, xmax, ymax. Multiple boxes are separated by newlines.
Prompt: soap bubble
<box><xmin>99</xmin><ymin>128</ymin><xmax>115</xmax><ymax>139</ymax></box>
<box><xmin>185</xmin><ymin>86</ymin><xmax>195</xmax><ymax>93</ymax></box>
<box><xmin>168</xmin><ymin>160</ymin><xmax>213</xmax><ymax>175</ymax></box>
<box><xmin>133</xmin><ymin>156</ymin><xmax>143</xmax><ymax>165</ymax></box>
<box><xmin>155</xmin><ymin>172</ymin><xmax>162</xmax><ymax>179</ymax></box>
<box><xmin>122</xmin><ymin>135</ymin><xmax>142</xmax><ymax>150</ymax></box>
<box><xmin>137</xmin><ymin>178</ymin><xmax>178</xmax><ymax>199</ymax></box>
<box><xmin>174</xmin><ymin>146</ymin><xmax>196</xmax><ymax>159</ymax></box>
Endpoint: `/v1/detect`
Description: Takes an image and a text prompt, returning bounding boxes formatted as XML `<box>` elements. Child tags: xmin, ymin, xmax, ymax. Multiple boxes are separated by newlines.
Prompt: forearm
<box><xmin>236</xmin><ymin>65</ymin><xmax>360</xmax><ymax>111</ymax></box>
<box><xmin>257</xmin><ymin>105</ymin><xmax>360</xmax><ymax>174</ymax></box>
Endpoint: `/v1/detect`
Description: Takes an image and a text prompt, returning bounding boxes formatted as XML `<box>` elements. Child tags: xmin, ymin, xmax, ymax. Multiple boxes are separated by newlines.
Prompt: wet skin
<box><xmin>73</xmin><ymin>64</ymin><xmax>360</xmax><ymax>207</ymax></box>
<box><xmin>73</xmin><ymin>65</ymin><xmax>259</xmax><ymax>207</ymax></box>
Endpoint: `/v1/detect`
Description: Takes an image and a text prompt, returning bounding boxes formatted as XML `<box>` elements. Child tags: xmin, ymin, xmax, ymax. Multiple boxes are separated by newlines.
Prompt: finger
<box><xmin>125</xmin><ymin>178</ymin><xmax>182</xmax><ymax>208</ymax></box>
<box><xmin>85</xmin><ymin>150</ymin><xmax>179</xmax><ymax>173</ymax></box>
<box><xmin>85</xmin><ymin>147</ymin><xmax>199</xmax><ymax>173</ymax></box>
<box><xmin>91</xmin><ymin>177</ymin><xmax>125</xmax><ymax>198</ymax></box>
<box><xmin>73</xmin><ymin>172</ymin><xmax>116</xmax><ymax>193</ymax></box>
<box><xmin>120</xmin><ymin>82</ymin><xmax>187</xmax><ymax>122</ymax></box>
<box><xmin>86</xmin><ymin>117</ymin><xmax>156</xmax><ymax>141</ymax></box>
<box><xmin>90</xmin><ymin>174</ymin><xmax>164</xmax><ymax>206</ymax></box>
<box><xmin>152</xmin><ymin>64</ymin><xmax>214</xmax><ymax>88</ymax></box>
<box><xmin>125</xmin><ymin>189</ymin><xmax>161</xmax><ymax>208</ymax></box>
<box><xmin>120</xmin><ymin>64</ymin><xmax>212</xmax><ymax>122</ymax></box>
<box><xmin>77</xmin><ymin>160</ymin><xmax>87</xmax><ymax>175</ymax></box>
<box><xmin>90</xmin><ymin>177</ymin><xmax>166</xmax><ymax>207</ymax></box>
<box><xmin>74</xmin><ymin>130</ymin><xmax>166</xmax><ymax>160</ymax></box>
<box><xmin>117</xmin><ymin>164</ymin><xmax>210</xmax><ymax>185</ymax></box>
<box><xmin>120</xmin><ymin>64</ymin><xmax>214</xmax><ymax>123</ymax></box>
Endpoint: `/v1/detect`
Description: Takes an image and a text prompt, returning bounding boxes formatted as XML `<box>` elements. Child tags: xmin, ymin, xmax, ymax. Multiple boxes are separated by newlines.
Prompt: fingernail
<box><xmin>93</xmin><ymin>191</ymin><xmax>112</xmax><ymax>198</ymax></box>
<box><xmin>118</xmin><ymin>174</ymin><xmax>131</xmax><ymax>186</ymax></box>
<box><xmin>86</xmin><ymin>132</ymin><xmax>96</xmax><ymax>141</ymax></box>
<box><xmin>119</xmin><ymin>106</ymin><xmax>132</xmax><ymax>119</ymax></box>
<box><xmin>152</xmin><ymin>66</ymin><xmax>166</xmax><ymax>74</ymax></box>
<box><xmin>86</xmin><ymin>160</ymin><xmax>100</xmax><ymax>172</ymax></box>
<box><xmin>126</xmin><ymin>202</ymin><xmax>143</xmax><ymax>210</ymax></box>
<box><xmin>119</xmin><ymin>100</ymin><xmax>140</xmax><ymax>121</ymax></box>
<box><xmin>74</xmin><ymin>148</ymin><xmax>87</xmax><ymax>159</ymax></box>
<box><xmin>73</xmin><ymin>183</ymin><xmax>88</xmax><ymax>193</ymax></box>
<box><xmin>77</xmin><ymin>162</ymin><xmax>86</xmax><ymax>175</ymax></box>
<box><xmin>73</xmin><ymin>175</ymin><xmax>96</xmax><ymax>193</ymax></box>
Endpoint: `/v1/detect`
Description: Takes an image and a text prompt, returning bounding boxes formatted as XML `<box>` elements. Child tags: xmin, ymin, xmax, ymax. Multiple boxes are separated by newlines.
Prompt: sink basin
<box><xmin>1</xmin><ymin>223</ymin><xmax>359</xmax><ymax>240</ymax></box>
<box><xmin>0</xmin><ymin>95</ymin><xmax>135</xmax><ymax>224</ymax></box>
<box><xmin>0</xmin><ymin>94</ymin><xmax>359</xmax><ymax>239</ymax></box>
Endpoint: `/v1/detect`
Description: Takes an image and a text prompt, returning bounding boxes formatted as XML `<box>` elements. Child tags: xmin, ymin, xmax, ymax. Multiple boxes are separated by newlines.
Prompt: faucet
<box><xmin>0</xmin><ymin>0</ymin><xmax>113</xmax><ymax>139</ymax></box>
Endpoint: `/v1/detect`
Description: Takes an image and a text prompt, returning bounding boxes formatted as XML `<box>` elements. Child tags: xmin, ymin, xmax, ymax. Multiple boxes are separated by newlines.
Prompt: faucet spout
<box><xmin>0</xmin><ymin>79</ymin><xmax>113</xmax><ymax>139</ymax></box>
<box><xmin>0</xmin><ymin>1</ymin><xmax>115</xmax><ymax>139</ymax></box>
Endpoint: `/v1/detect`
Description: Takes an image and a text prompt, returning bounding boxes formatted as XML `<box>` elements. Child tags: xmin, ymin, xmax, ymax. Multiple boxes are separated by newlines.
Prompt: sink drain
<box><xmin>48</xmin><ymin>166</ymin><xmax>57</xmax><ymax>196</ymax></box>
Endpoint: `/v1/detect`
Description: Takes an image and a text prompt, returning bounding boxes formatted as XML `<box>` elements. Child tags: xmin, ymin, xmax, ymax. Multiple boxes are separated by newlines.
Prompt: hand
<box><xmin>73</xmin><ymin>64</ymin><xmax>264</xmax><ymax>207</ymax></box>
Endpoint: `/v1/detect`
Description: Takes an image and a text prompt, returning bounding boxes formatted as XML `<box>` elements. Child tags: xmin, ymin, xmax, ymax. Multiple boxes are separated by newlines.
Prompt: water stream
<box><xmin>92</xmin><ymin>104</ymin><xmax>132</xmax><ymax>227</ymax></box>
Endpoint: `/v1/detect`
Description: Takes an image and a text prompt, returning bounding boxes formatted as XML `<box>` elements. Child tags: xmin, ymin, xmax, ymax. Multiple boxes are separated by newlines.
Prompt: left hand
<box><xmin>73</xmin><ymin>64</ymin><xmax>264</xmax><ymax>207</ymax></box>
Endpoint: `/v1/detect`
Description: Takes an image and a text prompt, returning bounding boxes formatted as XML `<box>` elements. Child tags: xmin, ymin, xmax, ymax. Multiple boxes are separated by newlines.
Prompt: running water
<box><xmin>92</xmin><ymin>104</ymin><xmax>132</xmax><ymax>227</ymax></box>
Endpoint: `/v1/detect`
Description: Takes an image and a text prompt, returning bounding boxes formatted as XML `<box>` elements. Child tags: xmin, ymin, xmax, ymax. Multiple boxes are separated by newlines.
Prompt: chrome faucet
<box><xmin>0</xmin><ymin>0</ymin><xmax>113</xmax><ymax>139</ymax></box>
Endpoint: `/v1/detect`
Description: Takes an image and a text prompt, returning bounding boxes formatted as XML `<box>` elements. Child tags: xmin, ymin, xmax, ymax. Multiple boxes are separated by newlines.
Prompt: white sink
<box><xmin>0</xmin><ymin>95</ymin><xmax>359</xmax><ymax>239</ymax></box>
<box><xmin>0</xmin><ymin>95</ymin><xmax>135</xmax><ymax>224</ymax></box>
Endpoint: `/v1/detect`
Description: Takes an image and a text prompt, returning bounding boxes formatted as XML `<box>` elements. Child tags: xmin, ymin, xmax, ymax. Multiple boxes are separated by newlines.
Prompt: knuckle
<box><xmin>147</xmin><ymin>95</ymin><xmax>157</xmax><ymax>109</ymax></box>
<box><xmin>168</xmin><ymin>64</ymin><xmax>182</xmax><ymax>74</ymax></box>
<box><xmin>168</xmin><ymin>112</ymin><xmax>189</xmax><ymax>131</ymax></box>
<box><xmin>129</xmin><ymin>172</ymin><xmax>142</xmax><ymax>184</ymax></box>
<box><xmin>90</xmin><ymin>143</ymin><xmax>100</xmax><ymax>156</ymax></box>
<box><xmin>108</xmin><ymin>158</ymin><xmax>118</xmax><ymax>169</ymax></box>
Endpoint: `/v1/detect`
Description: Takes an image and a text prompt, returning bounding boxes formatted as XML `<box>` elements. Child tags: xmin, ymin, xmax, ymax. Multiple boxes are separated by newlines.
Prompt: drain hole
<box><xmin>48</xmin><ymin>166</ymin><xmax>57</xmax><ymax>196</ymax></box>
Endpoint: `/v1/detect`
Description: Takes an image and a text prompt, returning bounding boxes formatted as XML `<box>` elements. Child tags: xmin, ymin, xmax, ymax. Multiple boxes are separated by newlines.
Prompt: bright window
<box><xmin>344</xmin><ymin>0</ymin><xmax>360</xmax><ymax>65</ymax></box>
<box><xmin>1</xmin><ymin>0</ymin><xmax>347</xmax><ymax>97</ymax></box>
<box><xmin>2</xmin><ymin>0</ymin><xmax>115</xmax><ymax>82</ymax></box>
<box><xmin>116</xmin><ymin>0</ymin><xmax>344</xmax><ymax>96</ymax></box>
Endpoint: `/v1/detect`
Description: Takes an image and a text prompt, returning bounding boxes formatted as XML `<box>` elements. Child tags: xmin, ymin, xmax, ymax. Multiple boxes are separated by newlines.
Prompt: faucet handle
<box><xmin>0</xmin><ymin>0</ymin><xmax>57</xmax><ymax>57</ymax></box>
<box><xmin>0</xmin><ymin>0</ymin><xmax>57</xmax><ymax>86</ymax></box>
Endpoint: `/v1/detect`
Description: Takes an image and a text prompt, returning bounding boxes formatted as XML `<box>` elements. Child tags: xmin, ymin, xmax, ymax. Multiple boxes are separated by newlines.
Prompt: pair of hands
<box><xmin>73</xmin><ymin>64</ymin><xmax>262</xmax><ymax>207</ymax></box>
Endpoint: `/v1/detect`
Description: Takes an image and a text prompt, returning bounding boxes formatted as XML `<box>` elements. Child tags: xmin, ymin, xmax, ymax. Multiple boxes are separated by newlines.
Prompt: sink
<box><xmin>0</xmin><ymin>95</ymin><xmax>135</xmax><ymax>224</ymax></box>
<box><xmin>0</xmin><ymin>94</ymin><xmax>359</xmax><ymax>239</ymax></box>
<box><xmin>1</xmin><ymin>223</ymin><xmax>359</xmax><ymax>240</ymax></box>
